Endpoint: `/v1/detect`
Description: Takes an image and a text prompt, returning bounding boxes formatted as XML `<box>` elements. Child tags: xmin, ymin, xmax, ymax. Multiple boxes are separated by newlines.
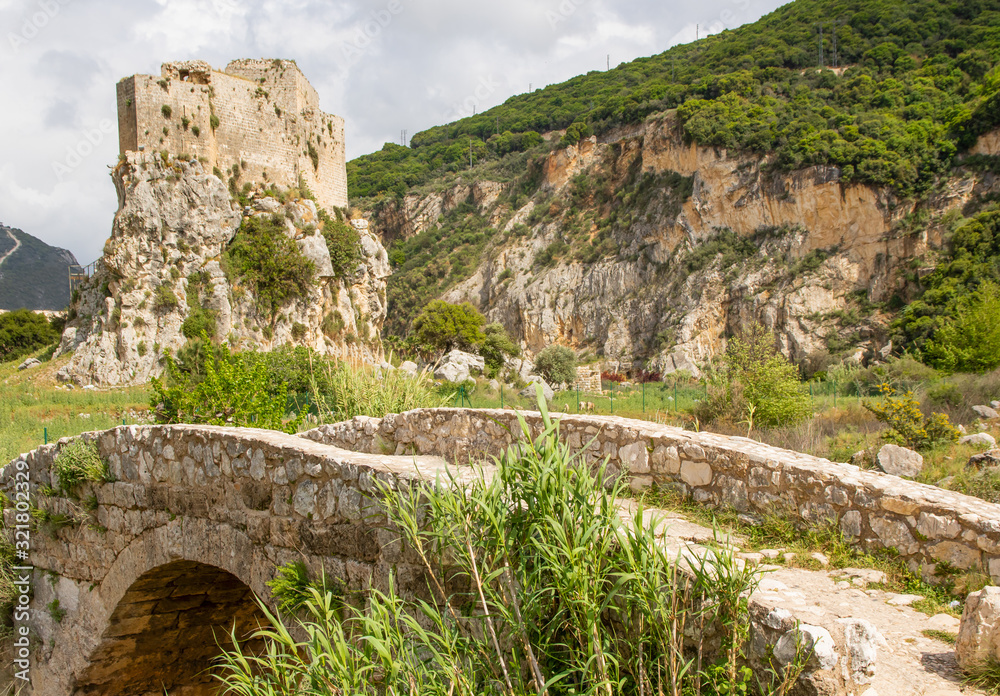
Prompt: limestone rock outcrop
<box><xmin>956</xmin><ymin>586</ymin><xmax>1000</xmax><ymax>671</ymax></box>
<box><xmin>374</xmin><ymin>114</ymin><xmax>999</xmax><ymax>372</ymax></box>
<box><xmin>56</xmin><ymin>151</ymin><xmax>389</xmax><ymax>386</ymax></box>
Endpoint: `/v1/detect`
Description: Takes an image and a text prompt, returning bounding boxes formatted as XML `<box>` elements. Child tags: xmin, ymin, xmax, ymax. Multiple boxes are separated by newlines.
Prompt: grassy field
<box><xmin>0</xmin><ymin>351</ymin><xmax>150</xmax><ymax>465</ymax></box>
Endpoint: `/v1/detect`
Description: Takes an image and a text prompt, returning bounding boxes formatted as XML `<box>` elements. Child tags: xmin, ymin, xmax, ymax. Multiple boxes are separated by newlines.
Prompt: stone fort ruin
<box><xmin>116</xmin><ymin>59</ymin><xmax>348</xmax><ymax>211</ymax></box>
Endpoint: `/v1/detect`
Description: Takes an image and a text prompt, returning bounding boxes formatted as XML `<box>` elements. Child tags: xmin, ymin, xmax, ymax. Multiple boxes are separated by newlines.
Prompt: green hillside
<box><xmin>349</xmin><ymin>0</ymin><xmax>1000</xmax><ymax>200</ymax></box>
<box><xmin>0</xmin><ymin>225</ymin><xmax>78</xmax><ymax>311</ymax></box>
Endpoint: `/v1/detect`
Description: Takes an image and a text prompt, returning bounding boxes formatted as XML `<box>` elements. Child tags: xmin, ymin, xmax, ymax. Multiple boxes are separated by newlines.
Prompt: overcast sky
<box><xmin>0</xmin><ymin>0</ymin><xmax>787</xmax><ymax>264</ymax></box>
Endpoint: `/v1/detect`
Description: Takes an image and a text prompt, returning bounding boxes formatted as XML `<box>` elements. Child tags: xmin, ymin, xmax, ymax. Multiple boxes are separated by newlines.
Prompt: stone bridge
<box><xmin>4</xmin><ymin>408</ymin><xmax>1000</xmax><ymax>695</ymax></box>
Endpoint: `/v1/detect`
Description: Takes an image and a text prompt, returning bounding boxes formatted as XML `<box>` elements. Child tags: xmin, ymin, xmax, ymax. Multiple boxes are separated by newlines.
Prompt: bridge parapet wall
<box><xmin>302</xmin><ymin>408</ymin><xmax>1000</xmax><ymax>584</ymax></box>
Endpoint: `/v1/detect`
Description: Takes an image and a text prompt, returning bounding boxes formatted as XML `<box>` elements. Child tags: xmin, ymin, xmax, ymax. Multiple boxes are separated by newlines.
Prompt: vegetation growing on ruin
<box><xmin>318</xmin><ymin>211</ymin><xmax>362</xmax><ymax>281</ymax></box>
<box><xmin>218</xmin><ymin>401</ymin><xmax>804</xmax><ymax>695</ymax></box>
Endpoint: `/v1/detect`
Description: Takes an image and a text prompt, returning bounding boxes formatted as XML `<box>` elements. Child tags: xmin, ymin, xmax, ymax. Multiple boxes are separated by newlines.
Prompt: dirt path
<box><xmin>0</xmin><ymin>227</ymin><xmax>21</xmax><ymax>269</ymax></box>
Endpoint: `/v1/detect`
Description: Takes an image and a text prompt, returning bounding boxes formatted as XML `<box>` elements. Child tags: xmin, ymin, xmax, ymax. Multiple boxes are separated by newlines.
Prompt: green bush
<box><xmin>150</xmin><ymin>342</ymin><xmax>303</xmax><ymax>434</ymax></box>
<box><xmin>412</xmin><ymin>300</ymin><xmax>485</xmax><ymax>355</ymax></box>
<box><xmin>181</xmin><ymin>306</ymin><xmax>217</xmax><ymax>340</ymax></box>
<box><xmin>533</xmin><ymin>344</ymin><xmax>577</xmax><ymax>385</ymax></box>
<box><xmin>320</xmin><ymin>213</ymin><xmax>362</xmax><ymax>280</ymax></box>
<box><xmin>923</xmin><ymin>280</ymin><xmax>1000</xmax><ymax>373</ymax></box>
<box><xmin>704</xmin><ymin>323</ymin><xmax>811</xmax><ymax>429</ymax></box>
<box><xmin>222</xmin><ymin>214</ymin><xmax>315</xmax><ymax>324</ymax></box>
<box><xmin>864</xmin><ymin>383</ymin><xmax>959</xmax><ymax>451</ymax></box>
<box><xmin>154</xmin><ymin>285</ymin><xmax>180</xmax><ymax>312</ymax></box>
<box><xmin>478</xmin><ymin>323</ymin><xmax>520</xmax><ymax>376</ymax></box>
<box><xmin>161</xmin><ymin>104</ymin><xmax>172</xmax><ymax>118</ymax></box>
<box><xmin>0</xmin><ymin>310</ymin><xmax>59</xmax><ymax>363</ymax></box>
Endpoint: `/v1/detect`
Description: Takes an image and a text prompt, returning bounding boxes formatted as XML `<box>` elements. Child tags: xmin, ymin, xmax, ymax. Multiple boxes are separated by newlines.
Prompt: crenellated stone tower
<box><xmin>116</xmin><ymin>59</ymin><xmax>348</xmax><ymax>211</ymax></box>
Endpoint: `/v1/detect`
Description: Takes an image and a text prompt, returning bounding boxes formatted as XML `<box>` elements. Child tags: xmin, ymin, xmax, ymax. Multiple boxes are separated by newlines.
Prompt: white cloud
<box><xmin>0</xmin><ymin>0</ymin><xmax>786</xmax><ymax>265</ymax></box>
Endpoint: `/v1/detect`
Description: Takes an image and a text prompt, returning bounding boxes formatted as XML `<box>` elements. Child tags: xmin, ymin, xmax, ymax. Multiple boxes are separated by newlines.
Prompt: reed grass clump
<box><xmin>215</xmin><ymin>393</ymin><xmax>805</xmax><ymax>695</ymax></box>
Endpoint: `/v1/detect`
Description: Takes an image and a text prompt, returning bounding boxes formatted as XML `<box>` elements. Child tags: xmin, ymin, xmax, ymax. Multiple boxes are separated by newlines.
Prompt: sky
<box><xmin>0</xmin><ymin>0</ymin><xmax>788</xmax><ymax>265</ymax></box>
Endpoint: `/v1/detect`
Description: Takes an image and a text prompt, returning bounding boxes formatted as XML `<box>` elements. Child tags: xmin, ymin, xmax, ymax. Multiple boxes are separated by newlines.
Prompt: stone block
<box><xmin>680</xmin><ymin>460</ymin><xmax>712</xmax><ymax>487</ymax></box>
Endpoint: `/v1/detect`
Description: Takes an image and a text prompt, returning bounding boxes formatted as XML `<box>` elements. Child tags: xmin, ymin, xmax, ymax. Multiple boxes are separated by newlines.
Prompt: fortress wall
<box><xmin>304</xmin><ymin>408</ymin><xmax>1000</xmax><ymax>585</ymax></box>
<box><xmin>118</xmin><ymin>60</ymin><xmax>347</xmax><ymax>210</ymax></box>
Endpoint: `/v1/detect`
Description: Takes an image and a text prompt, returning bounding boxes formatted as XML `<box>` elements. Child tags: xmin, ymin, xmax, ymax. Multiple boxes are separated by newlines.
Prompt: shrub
<box><xmin>321</xmin><ymin>215</ymin><xmax>361</xmax><ymax>280</ymax></box>
<box><xmin>181</xmin><ymin>116</ymin><xmax>190</xmax><ymax>130</ymax></box>
<box><xmin>161</xmin><ymin>104</ymin><xmax>172</xmax><ymax>118</ymax></box>
<box><xmin>153</xmin><ymin>285</ymin><xmax>180</xmax><ymax>312</ymax></box>
<box><xmin>321</xmin><ymin>311</ymin><xmax>345</xmax><ymax>338</ymax></box>
<box><xmin>210</xmin><ymin>113</ymin><xmax>220</xmax><ymax>130</ymax></box>
<box><xmin>291</xmin><ymin>322</ymin><xmax>307</xmax><ymax>341</ymax></box>
<box><xmin>191</xmin><ymin>125</ymin><xmax>200</xmax><ymax>137</ymax></box>
<box><xmin>864</xmin><ymin>384</ymin><xmax>959</xmax><ymax>451</ymax></box>
<box><xmin>311</xmin><ymin>361</ymin><xmax>448</xmax><ymax>421</ymax></box>
<box><xmin>150</xmin><ymin>342</ymin><xmax>303</xmax><ymax>433</ymax></box>
<box><xmin>0</xmin><ymin>310</ymin><xmax>59</xmax><ymax>363</ymax></box>
<box><xmin>601</xmin><ymin>371</ymin><xmax>626</xmax><ymax>383</ymax></box>
<box><xmin>412</xmin><ymin>300</ymin><xmax>485</xmax><ymax>355</ymax></box>
<box><xmin>924</xmin><ymin>280</ymin><xmax>1000</xmax><ymax>373</ymax></box>
<box><xmin>704</xmin><ymin>322</ymin><xmax>811</xmax><ymax>429</ymax></box>
<box><xmin>54</xmin><ymin>440</ymin><xmax>110</xmax><ymax>496</ymax></box>
<box><xmin>222</xmin><ymin>214</ymin><xmax>315</xmax><ymax>324</ymax></box>
<box><xmin>181</xmin><ymin>306</ymin><xmax>217</xmax><ymax>340</ymax></box>
<box><xmin>534</xmin><ymin>344</ymin><xmax>577</xmax><ymax>385</ymax></box>
<box><xmin>478</xmin><ymin>322</ymin><xmax>520</xmax><ymax>375</ymax></box>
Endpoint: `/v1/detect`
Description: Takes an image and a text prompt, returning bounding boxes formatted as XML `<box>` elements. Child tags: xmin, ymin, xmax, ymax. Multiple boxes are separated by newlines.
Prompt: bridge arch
<box><xmin>75</xmin><ymin>559</ymin><xmax>264</xmax><ymax>695</ymax></box>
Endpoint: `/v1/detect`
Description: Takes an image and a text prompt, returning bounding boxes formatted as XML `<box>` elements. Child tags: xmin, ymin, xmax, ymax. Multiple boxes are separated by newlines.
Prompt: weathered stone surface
<box><xmin>520</xmin><ymin>376</ymin><xmax>554</xmax><ymax>401</ymax></box>
<box><xmin>973</xmin><ymin>405</ymin><xmax>999</xmax><ymax>420</ymax></box>
<box><xmin>956</xmin><ymin>586</ymin><xmax>1000</xmax><ymax>670</ymax></box>
<box><xmin>960</xmin><ymin>433</ymin><xmax>997</xmax><ymax>448</ymax></box>
<box><xmin>17</xmin><ymin>357</ymin><xmax>41</xmax><ymax>370</ymax></box>
<box><xmin>876</xmin><ymin>445</ymin><xmax>923</xmax><ymax>478</ymax></box>
<box><xmin>775</xmin><ymin>624</ymin><xmax>837</xmax><ymax>670</ymax></box>
<box><xmin>399</xmin><ymin>361</ymin><xmax>419</xmax><ymax>375</ymax></box>
<box><xmin>434</xmin><ymin>350</ymin><xmax>485</xmax><ymax>383</ymax></box>
<box><xmin>969</xmin><ymin>449</ymin><xmax>1000</xmax><ymax>468</ymax></box>
<box><xmin>837</xmin><ymin>618</ymin><xmax>883</xmax><ymax>685</ymax></box>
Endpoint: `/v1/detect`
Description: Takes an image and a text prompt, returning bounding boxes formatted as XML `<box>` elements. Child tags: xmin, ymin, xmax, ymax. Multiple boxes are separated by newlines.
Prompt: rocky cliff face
<box><xmin>0</xmin><ymin>224</ymin><xmax>78</xmax><ymax>311</ymax></box>
<box><xmin>373</xmin><ymin>115</ymin><xmax>998</xmax><ymax>374</ymax></box>
<box><xmin>57</xmin><ymin>151</ymin><xmax>389</xmax><ymax>386</ymax></box>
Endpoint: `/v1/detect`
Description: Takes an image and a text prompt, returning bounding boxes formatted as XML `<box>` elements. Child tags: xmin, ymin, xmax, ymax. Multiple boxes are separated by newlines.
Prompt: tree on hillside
<box><xmin>923</xmin><ymin>280</ymin><xmax>1000</xmax><ymax>373</ymax></box>
<box><xmin>704</xmin><ymin>322</ymin><xmax>811</xmax><ymax>429</ymax></box>
<box><xmin>412</xmin><ymin>300</ymin><xmax>486</xmax><ymax>355</ymax></box>
<box><xmin>479</xmin><ymin>322</ymin><xmax>521</xmax><ymax>376</ymax></box>
<box><xmin>533</xmin><ymin>345</ymin><xmax>577</xmax><ymax>385</ymax></box>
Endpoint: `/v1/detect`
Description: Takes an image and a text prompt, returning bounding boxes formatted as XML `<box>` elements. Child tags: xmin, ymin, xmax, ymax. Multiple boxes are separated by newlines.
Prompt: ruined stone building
<box><xmin>116</xmin><ymin>59</ymin><xmax>348</xmax><ymax>210</ymax></box>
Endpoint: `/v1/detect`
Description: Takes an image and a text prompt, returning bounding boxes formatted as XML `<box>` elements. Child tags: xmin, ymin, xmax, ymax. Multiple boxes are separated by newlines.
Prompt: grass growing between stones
<box><xmin>216</xmin><ymin>400</ymin><xmax>809</xmax><ymax>695</ymax></box>
<box><xmin>965</xmin><ymin>660</ymin><xmax>1000</xmax><ymax>695</ymax></box>
<box><xmin>639</xmin><ymin>486</ymin><xmax>984</xmax><ymax>618</ymax></box>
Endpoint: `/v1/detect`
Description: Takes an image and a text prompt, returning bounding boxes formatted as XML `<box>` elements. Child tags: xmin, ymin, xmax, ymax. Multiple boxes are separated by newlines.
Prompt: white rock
<box><xmin>926</xmin><ymin>613</ymin><xmax>960</xmax><ymax>632</ymax></box>
<box><xmin>399</xmin><ymin>361</ymin><xmax>419</xmax><ymax>375</ymax></box>
<box><xmin>876</xmin><ymin>444</ymin><xmax>923</xmax><ymax>478</ymax></box>
<box><xmin>837</xmin><ymin>618</ymin><xmax>883</xmax><ymax>685</ymax></box>
<box><xmin>960</xmin><ymin>433</ymin><xmax>997</xmax><ymax>448</ymax></box>
<box><xmin>992</xmin><ymin>400</ymin><xmax>1000</xmax><ymax>409</ymax></box>
<box><xmin>886</xmin><ymin>594</ymin><xmax>923</xmax><ymax>606</ymax></box>
<box><xmin>17</xmin><ymin>357</ymin><xmax>41</xmax><ymax>371</ymax></box>
<box><xmin>957</xmin><ymin>586</ymin><xmax>1000</xmax><ymax>670</ymax></box>
<box><xmin>520</xmin><ymin>377</ymin><xmax>554</xmax><ymax>402</ymax></box>
<box><xmin>775</xmin><ymin>624</ymin><xmax>838</xmax><ymax>671</ymax></box>
<box><xmin>434</xmin><ymin>349</ymin><xmax>485</xmax><ymax>384</ymax></box>
<box><xmin>488</xmin><ymin>379</ymin><xmax>500</xmax><ymax>391</ymax></box>
<box><xmin>973</xmin><ymin>405</ymin><xmax>999</xmax><ymax>420</ymax></box>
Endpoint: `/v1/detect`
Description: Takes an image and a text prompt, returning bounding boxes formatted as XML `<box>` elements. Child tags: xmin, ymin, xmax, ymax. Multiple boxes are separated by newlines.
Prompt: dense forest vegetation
<box><xmin>348</xmin><ymin>0</ymin><xmax>1000</xmax><ymax>199</ymax></box>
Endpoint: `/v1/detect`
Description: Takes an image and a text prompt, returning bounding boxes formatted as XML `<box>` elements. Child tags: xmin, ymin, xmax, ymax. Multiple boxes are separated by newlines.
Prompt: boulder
<box><xmin>876</xmin><ymin>444</ymin><xmax>923</xmax><ymax>478</ymax></box>
<box><xmin>974</xmin><ymin>405</ymin><xmax>999</xmax><ymax>420</ymax></box>
<box><xmin>961</xmin><ymin>433</ymin><xmax>998</xmax><ymax>448</ymax></box>
<box><xmin>399</xmin><ymin>361</ymin><xmax>419</xmax><ymax>375</ymax></box>
<box><xmin>969</xmin><ymin>450</ymin><xmax>1000</xmax><ymax>469</ymax></box>
<box><xmin>17</xmin><ymin>357</ymin><xmax>41</xmax><ymax>371</ymax></box>
<box><xmin>488</xmin><ymin>379</ymin><xmax>500</xmax><ymax>391</ymax></box>
<box><xmin>297</xmin><ymin>233</ymin><xmax>335</xmax><ymax>278</ymax></box>
<box><xmin>993</xmin><ymin>400</ymin><xmax>1000</xmax><ymax>409</ymax></box>
<box><xmin>956</xmin><ymin>586</ymin><xmax>1000</xmax><ymax>671</ymax></box>
<box><xmin>836</xmin><ymin>618</ymin><xmax>885</xmax><ymax>685</ymax></box>
<box><xmin>434</xmin><ymin>350</ymin><xmax>485</xmax><ymax>384</ymax></box>
<box><xmin>505</xmin><ymin>356</ymin><xmax>535</xmax><ymax>381</ymax></box>
<box><xmin>521</xmin><ymin>376</ymin><xmax>554</xmax><ymax>402</ymax></box>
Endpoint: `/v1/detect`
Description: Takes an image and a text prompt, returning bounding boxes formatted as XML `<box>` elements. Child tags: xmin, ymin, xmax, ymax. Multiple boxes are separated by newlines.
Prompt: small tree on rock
<box><xmin>533</xmin><ymin>345</ymin><xmax>577</xmax><ymax>385</ymax></box>
<box><xmin>412</xmin><ymin>300</ymin><xmax>486</xmax><ymax>355</ymax></box>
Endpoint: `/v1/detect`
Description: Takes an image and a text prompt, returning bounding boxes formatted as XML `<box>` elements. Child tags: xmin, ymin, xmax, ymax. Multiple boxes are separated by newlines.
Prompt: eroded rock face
<box><xmin>433</xmin><ymin>349</ymin><xmax>485</xmax><ymax>383</ymax></box>
<box><xmin>376</xmin><ymin>115</ymin><xmax>998</xmax><ymax>372</ymax></box>
<box><xmin>56</xmin><ymin>152</ymin><xmax>390</xmax><ymax>386</ymax></box>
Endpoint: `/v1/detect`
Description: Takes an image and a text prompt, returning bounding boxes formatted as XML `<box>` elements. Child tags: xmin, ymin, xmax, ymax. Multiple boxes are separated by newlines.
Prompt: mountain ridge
<box><xmin>0</xmin><ymin>224</ymin><xmax>78</xmax><ymax>311</ymax></box>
